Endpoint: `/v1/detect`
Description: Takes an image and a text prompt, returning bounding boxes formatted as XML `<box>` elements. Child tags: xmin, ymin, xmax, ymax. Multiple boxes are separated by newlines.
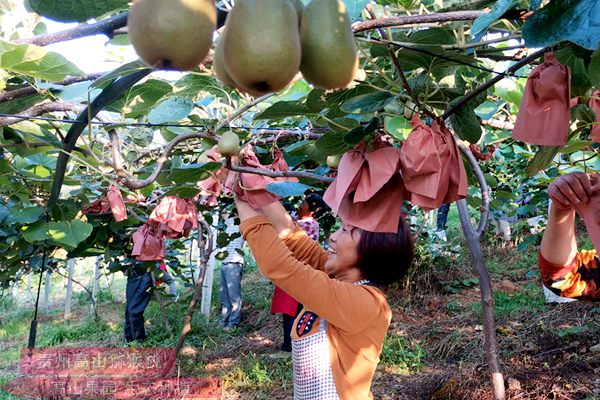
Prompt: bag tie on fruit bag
<box><xmin>147</xmin><ymin>196</ymin><xmax>198</xmax><ymax>239</ymax></box>
<box><xmin>511</xmin><ymin>52</ymin><xmax>571</xmax><ymax>146</ymax></box>
<box><xmin>131</xmin><ymin>224</ymin><xmax>166</xmax><ymax>261</ymax></box>
<box><xmin>323</xmin><ymin>136</ymin><xmax>404</xmax><ymax>233</ymax></box>
<box><xmin>233</xmin><ymin>146</ymin><xmax>298</xmax><ymax>209</ymax></box>
<box><xmin>399</xmin><ymin>115</ymin><xmax>467</xmax><ymax>210</ymax></box>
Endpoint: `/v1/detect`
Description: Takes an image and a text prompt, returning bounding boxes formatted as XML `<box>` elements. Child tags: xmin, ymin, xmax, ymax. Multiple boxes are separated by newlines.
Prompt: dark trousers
<box><xmin>437</xmin><ymin>203</ymin><xmax>451</xmax><ymax>231</ymax></box>
<box><xmin>124</xmin><ymin>272</ymin><xmax>153</xmax><ymax>342</ymax></box>
<box><xmin>281</xmin><ymin>303</ymin><xmax>303</xmax><ymax>352</ymax></box>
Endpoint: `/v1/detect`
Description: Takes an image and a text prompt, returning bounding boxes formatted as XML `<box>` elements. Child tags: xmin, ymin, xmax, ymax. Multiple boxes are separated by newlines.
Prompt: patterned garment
<box><xmin>292</xmin><ymin>317</ymin><xmax>339</xmax><ymax>400</ymax></box>
<box><xmin>297</xmin><ymin>217</ymin><xmax>319</xmax><ymax>241</ymax></box>
<box><xmin>291</xmin><ymin>280</ymin><xmax>371</xmax><ymax>399</ymax></box>
<box><xmin>539</xmin><ymin>249</ymin><xmax>600</xmax><ymax>300</ymax></box>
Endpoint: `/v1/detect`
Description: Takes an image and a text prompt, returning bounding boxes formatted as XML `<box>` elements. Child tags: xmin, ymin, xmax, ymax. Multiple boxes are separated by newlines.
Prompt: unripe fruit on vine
<box><xmin>224</xmin><ymin>0</ymin><xmax>301</xmax><ymax>96</ymax></box>
<box><xmin>326</xmin><ymin>154</ymin><xmax>341</xmax><ymax>169</ymax></box>
<box><xmin>127</xmin><ymin>0</ymin><xmax>216</xmax><ymax>71</ymax></box>
<box><xmin>299</xmin><ymin>0</ymin><xmax>358</xmax><ymax>89</ymax></box>
<box><xmin>218</xmin><ymin>131</ymin><xmax>240</xmax><ymax>156</ymax></box>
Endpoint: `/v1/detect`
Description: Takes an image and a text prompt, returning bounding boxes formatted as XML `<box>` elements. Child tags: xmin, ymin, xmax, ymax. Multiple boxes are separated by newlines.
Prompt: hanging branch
<box><xmin>161</xmin><ymin>213</ymin><xmax>213</xmax><ymax>377</ymax></box>
<box><xmin>365</xmin><ymin>6</ymin><xmax>436</xmax><ymax>119</ymax></box>
<box><xmin>0</xmin><ymin>101</ymin><xmax>79</xmax><ymax>126</ymax></box>
<box><xmin>109</xmin><ymin>129</ymin><xmax>217</xmax><ymax>189</ymax></box>
<box><xmin>17</xmin><ymin>13</ymin><xmax>129</xmax><ymax>46</ymax></box>
<box><xmin>225</xmin><ymin>158</ymin><xmax>335</xmax><ymax>183</ymax></box>
<box><xmin>353</xmin><ymin>10</ymin><xmax>485</xmax><ymax>33</ymax></box>
<box><xmin>442</xmin><ymin>48</ymin><xmax>546</xmax><ymax>120</ymax></box>
<box><xmin>0</xmin><ymin>73</ymin><xmax>106</xmax><ymax>103</ymax></box>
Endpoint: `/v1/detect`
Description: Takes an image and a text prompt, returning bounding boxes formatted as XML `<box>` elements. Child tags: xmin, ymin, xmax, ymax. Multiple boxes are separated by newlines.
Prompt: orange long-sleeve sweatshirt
<box><xmin>240</xmin><ymin>215</ymin><xmax>392</xmax><ymax>400</ymax></box>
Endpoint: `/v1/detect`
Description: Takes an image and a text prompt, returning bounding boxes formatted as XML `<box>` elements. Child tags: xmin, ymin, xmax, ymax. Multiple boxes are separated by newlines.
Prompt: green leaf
<box><xmin>588</xmin><ymin>47</ymin><xmax>600</xmax><ymax>88</ymax></box>
<box><xmin>254</xmin><ymin>101</ymin><xmax>309</xmax><ymax>120</ymax></box>
<box><xmin>173</xmin><ymin>74</ymin><xmax>230</xmax><ymax>100</ymax></box>
<box><xmin>266</xmin><ymin>182</ymin><xmax>314</xmax><ymax>197</ymax></box>
<box><xmin>408</xmin><ymin>28</ymin><xmax>455</xmax><ymax>45</ymax></box>
<box><xmin>128</xmin><ymin>127</ymin><xmax>155</xmax><ymax>147</ymax></box>
<box><xmin>163</xmin><ymin>186</ymin><xmax>201</xmax><ymax>198</ymax></box>
<box><xmin>560</xmin><ymin>140</ymin><xmax>592</xmax><ymax>154</ymax></box>
<box><xmin>91</xmin><ymin>60</ymin><xmax>148</xmax><ymax>88</ymax></box>
<box><xmin>21</xmin><ymin>220</ymin><xmax>49</xmax><ymax>243</ymax></box>
<box><xmin>395</xmin><ymin>47</ymin><xmax>479</xmax><ymax>79</ymax></box>
<box><xmin>6</xmin><ymin>206</ymin><xmax>44</xmax><ymax>224</ymax></box>
<box><xmin>344</xmin><ymin>117</ymin><xmax>379</xmax><ymax>145</ymax></box>
<box><xmin>0</xmin><ymin>40</ymin><xmax>83</xmax><ymax>81</ymax></box>
<box><xmin>315</xmin><ymin>132</ymin><xmax>352</xmax><ymax>155</ymax></box>
<box><xmin>47</xmin><ymin>220</ymin><xmax>93</xmax><ymax>250</ymax></box>
<box><xmin>523</xmin><ymin>0</ymin><xmax>600</xmax><ymax>50</ymax></box>
<box><xmin>448</xmin><ymin>101</ymin><xmax>482</xmax><ymax>144</ymax></box>
<box><xmin>554</xmin><ymin>47</ymin><xmax>592</xmax><ymax>96</ymax></box>
<box><xmin>340</xmin><ymin>92</ymin><xmax>395</xmax><ymax>114</ymax></box>
<box><xmin>385</xmin><ymin>116</ymin><xmax>412</xmax><ymax>140</ymax></box>
<box><xmin>148</xmin><ymin>97</ymin><xmax>194</xmax><ymax>124</ymax></box>
<box><xmin>525</xmin><ymin>146</ymin><xmax>561</xmax><ymax>176</ymax></box>
<box><xmin>25</xmin><ymin>0</ymin><xmax>129</xmax><ymax>22</ymax></box>
<box><xmin>343</xmin><ymin>0</ymin><xmax>369</xmax><ymax>21</ymax></box>
<box><xmin>169</xmin><ymin>162</ymin><xmax>222</xmax><ymax>184</ymax></box>
<box><xmin>471</xmin><ymin>0</ymin><xmax>516</xmax><ymax>41</ymax></box>
<box><xmin>306</xmin><ymin>89</ymin><xmax>327</xmax><ymax>113</ymax></box>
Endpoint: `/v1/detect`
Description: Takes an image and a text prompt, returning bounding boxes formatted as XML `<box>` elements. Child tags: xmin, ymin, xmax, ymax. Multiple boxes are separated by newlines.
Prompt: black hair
<box><xmin>304</xmin><ymin>193</ymin><xmax>328</xmax><ymax>218</ymax></box>
<box><xmin>356</xmin><ymin>217</ymin><xmax>414</xmax><ymax>286</ymax></box>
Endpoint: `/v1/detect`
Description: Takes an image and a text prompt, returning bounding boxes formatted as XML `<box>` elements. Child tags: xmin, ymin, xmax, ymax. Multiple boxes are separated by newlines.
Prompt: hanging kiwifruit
<box><xmin>128</xmin><ymin>0</ymin><xmax>216</xmax><ymax>71</ymax></box>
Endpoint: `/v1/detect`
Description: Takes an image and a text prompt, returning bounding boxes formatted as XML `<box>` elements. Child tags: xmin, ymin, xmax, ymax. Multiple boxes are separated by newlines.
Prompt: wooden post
<box><xmin>43</xmin><ymin>269</ymin><xmax>51</xmax><ymax>314</ymax></box>
<box><xmin>200</xmin><ymin>215</ymin><xmax>218</xmax><ymax>320</ymax></box>
<box><xmin>64</xmin><ymin>258</ymin><xmax>75</xmax><ymax>318</ymax></box>
<box><xmin>91</xmin><ymin>257</ymin><xmax>101</xmax><ymax>315</ymax></box>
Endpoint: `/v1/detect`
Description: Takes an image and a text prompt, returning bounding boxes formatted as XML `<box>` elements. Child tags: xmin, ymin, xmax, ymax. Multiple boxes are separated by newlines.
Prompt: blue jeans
<box><xmin>220</xmin><ymin>263</ymin><xmax>242</xmax><ymax>326</ymax></box>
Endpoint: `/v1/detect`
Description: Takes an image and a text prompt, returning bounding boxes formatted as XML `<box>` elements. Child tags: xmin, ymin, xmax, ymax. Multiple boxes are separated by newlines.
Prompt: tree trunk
<box><xmin>200</xmin><ymin>214</ymin><xmax>218</xmax><ymax>320</ymax></box>
<box><xmin>64</xmin><ymin>258</ymin><xmax>75</xmax><ymax>319</ymax></box>
<box><xmin>457</xmin><ymin>200</ymin><xmax>506</xmax><ymax>400</ymax></box>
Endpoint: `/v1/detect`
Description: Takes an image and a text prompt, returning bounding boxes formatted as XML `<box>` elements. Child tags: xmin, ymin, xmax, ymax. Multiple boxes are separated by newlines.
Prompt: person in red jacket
<box><xmin>270</xmin><ymin>193</ymin><xmax>327</xmax><ymax>353</ymax></box>
<box><xmin>539</xmin><ymin>172</ymin><xmax>600</xmax><ymax>300</ymax></box>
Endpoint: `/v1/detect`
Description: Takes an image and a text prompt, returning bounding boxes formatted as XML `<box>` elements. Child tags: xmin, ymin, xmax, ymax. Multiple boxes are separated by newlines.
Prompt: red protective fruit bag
<box><xmin>511</xmin><ymin>52</ymin><xmax>571</xmax><ymax>146</ymax></box>
<box><xmin>148</xmin><ymin>196</ymin><xmax>198</xmax><ymax>239</ymax></box>
<box><xmin>234</xmin><ymin>147</ymin><xmax>298</xmax><ymax>209</ymax></box>
<box><xmin>323</xmin><ymin>137</ymin><xmax>404</xmax><ymax>233</ymax></box>
<box><xmin>107</xmin><ymin>185</ymin><xmax>127</xmax><ymax>222</ymax></box>
<box><xmin>589</xmin><ymin>90</ymin><xmax>600</xmax><ymax>143</ymax></box>
<box><xmin>131</xmin><ymin>224</ymin><xmax>166</xmax><ymax>261</ymax></box>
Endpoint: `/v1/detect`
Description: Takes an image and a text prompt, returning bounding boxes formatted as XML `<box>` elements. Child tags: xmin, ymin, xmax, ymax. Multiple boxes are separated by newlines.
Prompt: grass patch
<box><xmin>380</xmin><ymin>334</ymin><xmax>425</xmax><ymax>374</ymax></box>
<box><xmin>223</xmin><ymin>352</ymin><xmax>292</xmax><ymax>395</ymax></box>
<box><xmin>470</xmin><ymin>283</ymin><xmax>548</xmax><ymax>317</ymax></box>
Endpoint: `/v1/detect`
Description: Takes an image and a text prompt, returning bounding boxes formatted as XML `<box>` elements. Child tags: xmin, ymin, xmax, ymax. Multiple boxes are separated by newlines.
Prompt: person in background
<box><xmin>125</xmin><ymin>265</ymin><xmax>153</xmax><ymax>343</ymax></box>
<box><xmin>435</xmin><ymin>203</ymin><xmax>450</xmax><ymax>241</ymax></box>
<box><xmin>235</xmin><ymin>195</ymin><xmax>414</xmax><ymax>399</ymax></box>
<box><xmin>539</xmin><ymin>171</ymin><xmax>600</xmax><ymax>300</ymax></box>
<box><xmin>219</xmin><ymin>214</ymin><xmax>245</xmax><ymax>329</ymax></box>
<box><xmin>270</xmin><ymin>193</ymin><xmax>327</xmax><ymax>353</ymax></box>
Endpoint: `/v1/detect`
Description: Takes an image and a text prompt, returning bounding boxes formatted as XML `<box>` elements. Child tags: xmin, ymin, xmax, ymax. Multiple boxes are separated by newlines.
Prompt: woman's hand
<box><xmin>234</xmin><ymin>194</ymin><xmax>263</xmax><ymax>222</ymax></box>
<box><xmin>548</xmin><ymin>172</ymin><xmax>595</xmax><ymax>211</ymax></box>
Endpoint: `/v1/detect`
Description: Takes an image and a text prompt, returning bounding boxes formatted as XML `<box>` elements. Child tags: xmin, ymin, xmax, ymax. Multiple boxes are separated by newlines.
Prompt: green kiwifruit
<box><xmin>223</xmin><ymin>0</ymin><xmax>301</xmax><ymax>96</ymax></box>
<box><xmin>127</xmin><ymin>0</ymin><xmax>216</xmax><ymax>71</ymax></box>
<box><xmin>300</xmin><ymin>0</ymin><xmax>358</xmax><ymax>89</ymax></box>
